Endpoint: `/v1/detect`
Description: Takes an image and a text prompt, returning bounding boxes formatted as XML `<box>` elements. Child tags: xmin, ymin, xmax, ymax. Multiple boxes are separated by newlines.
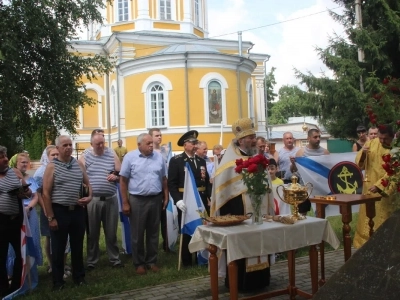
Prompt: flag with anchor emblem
<box><xmin>295</xmin><ymin>152</ymin><xmax>363</xmax><ymax>217</ymax></box>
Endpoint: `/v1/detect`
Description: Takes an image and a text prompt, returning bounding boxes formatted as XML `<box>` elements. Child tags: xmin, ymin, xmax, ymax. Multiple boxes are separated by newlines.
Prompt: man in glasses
<box><xmin>168</xmin><ymin>130</ymin><xmax>211</xmax><ymax>267</ymax></box>
<box><xmin>353</xmin><ymin>125</ymin><xmax>368</xmax><ymax>152</ymax></box>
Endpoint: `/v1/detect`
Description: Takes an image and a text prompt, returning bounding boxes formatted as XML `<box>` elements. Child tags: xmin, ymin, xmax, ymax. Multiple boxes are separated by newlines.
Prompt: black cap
<box><xmin>177</xmin><ymin>130</ymin><xmax>199</xmax><ymax>147</ymax></box>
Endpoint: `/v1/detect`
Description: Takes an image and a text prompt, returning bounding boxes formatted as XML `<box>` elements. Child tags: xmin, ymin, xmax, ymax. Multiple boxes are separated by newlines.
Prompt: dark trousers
<box><xmin>0</xmin><ymin>213</ymin><xmax>23</xmax><ymax>296</ymax></box>
<box><xmin>50</xmin><ymin>204</ymin><xmax>86</xmax><ymax>287</ymax></box>
<box><xmin>129</xmin><ymin>194</ymin><xmax>162</xmax><ymax>267</ymax></box>
<box><xmin>160</xmin><ymin>204</ymin><xmax>168</xmax><ymax>251</ymax></box>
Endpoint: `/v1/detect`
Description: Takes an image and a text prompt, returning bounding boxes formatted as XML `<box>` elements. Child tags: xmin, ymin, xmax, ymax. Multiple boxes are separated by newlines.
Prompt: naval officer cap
<box><xmin>177</xmin><ymin>130</ymin><xmax>199</xmax><ymax>146</ymax></box>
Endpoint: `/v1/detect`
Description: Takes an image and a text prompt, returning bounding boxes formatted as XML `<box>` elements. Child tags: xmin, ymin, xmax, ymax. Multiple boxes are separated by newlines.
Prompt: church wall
<box><xmin>82</xmin><ymin>89</ymin><xmax>100</xmax><ymax>128</ymax></box>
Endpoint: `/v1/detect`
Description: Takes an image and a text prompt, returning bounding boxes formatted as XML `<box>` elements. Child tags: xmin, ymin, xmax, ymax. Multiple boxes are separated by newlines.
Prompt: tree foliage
<box><xmin>294</xmin><ymin>0</ymin><xmax>400</xmax><ymax>138</ymax></box>
<box><xmin>264</xmin><ymin>67</ymin><xmax>277</xmax><ymax>118</ymax></box>
<box><xmin>269</xmin><ymin>85</ymin><xmax>313</xmax><ymax>125</ymax></box>
<box><xmin>0</xmin><ymin>0</ymin><xmax>112</xmax><ymax>153</ymax></box>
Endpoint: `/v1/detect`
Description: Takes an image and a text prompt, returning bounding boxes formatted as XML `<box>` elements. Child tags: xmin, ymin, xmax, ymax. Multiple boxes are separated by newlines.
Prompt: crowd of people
<box><xmin>0</xmin><ymin>120</ymin><xmax>396</xmax><ymax>297</ymax></box>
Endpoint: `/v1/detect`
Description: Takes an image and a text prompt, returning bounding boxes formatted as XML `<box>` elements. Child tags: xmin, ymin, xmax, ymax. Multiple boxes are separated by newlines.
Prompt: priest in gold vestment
<box><xmin>354</xmin><ymin>125</ymin><xmax>398</xmax><ymax>248</ymax></box>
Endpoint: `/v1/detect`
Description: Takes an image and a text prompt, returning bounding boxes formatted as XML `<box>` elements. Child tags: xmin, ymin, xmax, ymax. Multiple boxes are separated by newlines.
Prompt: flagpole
<box><xmin>219</xmin><ymin>121</ymin><xmax>223</xmax><ymax>145</ymax></box>
<box><xmin>178</xmin><ymin>211</ymin><xmax>185</xmax><ymax>271</ymax></box>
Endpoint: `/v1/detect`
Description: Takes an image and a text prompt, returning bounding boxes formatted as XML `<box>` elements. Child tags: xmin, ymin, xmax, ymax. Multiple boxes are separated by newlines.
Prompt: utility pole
<box><xmin>263</xmin><ymin>57</ymin><xmax>270</xmax><ymax>140</ymax></box>
<box><xmin>355</xmin><ymin>0</ymin><xmax>365</xmax><ymax>92</ymax></box>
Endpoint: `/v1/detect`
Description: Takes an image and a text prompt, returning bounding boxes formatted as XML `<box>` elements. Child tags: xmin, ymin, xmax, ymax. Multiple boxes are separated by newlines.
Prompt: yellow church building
<box><xmin>67</xmin><ymin>0</ymin><xmax>270</xmax><ymax>152</ymax></box>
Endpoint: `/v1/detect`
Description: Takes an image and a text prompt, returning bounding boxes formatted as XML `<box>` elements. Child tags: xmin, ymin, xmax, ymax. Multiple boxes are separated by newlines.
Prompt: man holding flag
<box><xmin>168</xmin><ymin>130</ymin><xmax>211</xmax><ymax>267</ymax></box>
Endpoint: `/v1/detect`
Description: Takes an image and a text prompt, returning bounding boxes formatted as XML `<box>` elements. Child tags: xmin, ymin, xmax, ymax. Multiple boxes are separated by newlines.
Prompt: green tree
<box><xmin>269</xmin><ymin>85</ymin><xmax>313</xmax><ymax>125</ymax></box>
<box><xmin>265</xmin><ymin>67</ymin><xmax>278</xmax><ymax>118</ymax></box>
<box><xmin>295</xmin><ymin>0</ymin><xmax>400</xmax><ymax>138</ymax></box>
<box><xmin>0</xmin><ymin>0</ymin><xmax>112</xmax><ymax>153</ymax></box>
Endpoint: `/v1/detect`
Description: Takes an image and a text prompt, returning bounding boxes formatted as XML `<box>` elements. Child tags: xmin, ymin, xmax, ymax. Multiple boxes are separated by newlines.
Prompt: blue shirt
<box><xmin>120</xmin><ymin>150</ymin><xmax>166</xmax><ymax>196</ymax></box>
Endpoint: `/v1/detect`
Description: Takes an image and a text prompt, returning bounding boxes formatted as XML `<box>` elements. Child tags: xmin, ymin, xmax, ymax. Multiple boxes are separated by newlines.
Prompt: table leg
<box><xmin>315</xmin><ymin>203</ymin><xmax>326</xmax><ymax>286</ymax></box>
<box><xmin>309</xmin><ymin>245</ymin><xmax>318</xmax><ymax>295</ymax></box>
<box><xmin>228</xmin><ymin>260</ymin><xmax>238</xmax><ymax>300</ymax></box>
<box><xmin>365</xmin><ymin>202</ymin><xmax>376</xmax><ymax>237</ymax></box>
<box><xmin>341</xmin><ymin>204</ymin><xmax>353</xmax><ymax>262</ymax></box>
<box><xmin>287</xmin><ymin>250</ymin><xmax>296</xmax><ymax>300</ymax></box>
<box><xmin>208</xmin><ymin>244</ymin><xmax>218</xmax><ymax>300</ymax></box>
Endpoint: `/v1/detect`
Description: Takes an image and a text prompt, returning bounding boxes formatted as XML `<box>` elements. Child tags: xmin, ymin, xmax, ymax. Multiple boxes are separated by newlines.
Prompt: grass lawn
<box><xmin>19</xmin><ymin>211</ymin><xmax>359</xmax><ymax>300</ymax></box>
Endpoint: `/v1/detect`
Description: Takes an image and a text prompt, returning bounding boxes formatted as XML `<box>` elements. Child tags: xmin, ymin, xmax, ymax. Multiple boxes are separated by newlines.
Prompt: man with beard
<box><xmin>354</xmin><ymin>124</ymin><xmax>398</xmax><ymax>248</ymax></box>
<box><xmin>291</xmin><ymin>129</ymin><xmax>329</xmax><ymax>214</ymax></box>
<box><xmin>210</xmin><ymin>118</ymin><xmax>272</xmax><ymax>292</ymax></box>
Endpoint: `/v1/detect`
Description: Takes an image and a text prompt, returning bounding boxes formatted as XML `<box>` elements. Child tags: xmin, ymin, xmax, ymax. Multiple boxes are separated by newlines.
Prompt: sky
<box><xmin>207</xmin><ymin>0</ymin><xmax>346</xmax><ymax>94</ymax></box>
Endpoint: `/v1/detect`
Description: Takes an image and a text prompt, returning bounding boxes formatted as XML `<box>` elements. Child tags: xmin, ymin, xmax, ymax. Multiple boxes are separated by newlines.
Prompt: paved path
<box><xmin>90</xmin><ymin>250</ymin><xmax>346</xmax><ymax>300</ymax></box>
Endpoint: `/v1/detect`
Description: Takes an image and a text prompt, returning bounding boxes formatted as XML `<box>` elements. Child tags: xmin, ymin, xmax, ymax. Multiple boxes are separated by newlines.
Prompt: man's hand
<box><xmin>106</xmin><ymin>174</ymin><xmax>118</xmax><ymax>182</ymax></box>
<box><xmin>162</xmin><ymin>198</ymin><xmax>169</xmax><ymax>210</ymax></box>
<box><xmin>362</xmin><ymin>145</ymin><xmax>370</xmax><ymax>153</ymax></box>
<box><xmin>369</xmin><ymin>185</ymin><xmax>381</xmax><ymax>194</ymax></box>
<box><xmin>49</xmin><ymin>219</ymin><xmax>58</xmax><ymax>231</ymax></box>
<box><xmin>78</xmin><ymin>196</ymin><xmax>92</xmax><ymax>206</ymax></box>
<box><xmin>176</xmin><ymin>200</ymin><xmax>187</xmax><ymax>212</ymax></box>
<box><xmin>122</xmin><ymin>202</ymin><xmax>130</xmax><ymax>215</ymax></box>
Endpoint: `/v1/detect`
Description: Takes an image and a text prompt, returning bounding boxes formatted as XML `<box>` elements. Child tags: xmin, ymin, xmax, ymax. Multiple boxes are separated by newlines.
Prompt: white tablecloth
<box><xmin>189</xmin><ymin>217</ymin><xmax>340</xmax><ymax>264</ymax></box>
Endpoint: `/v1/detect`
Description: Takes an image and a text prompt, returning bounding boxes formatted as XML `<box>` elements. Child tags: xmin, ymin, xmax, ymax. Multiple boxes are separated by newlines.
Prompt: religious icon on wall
<box><xmin>208</xmin><ymin>81</ymin><xmax>222</xmax><ymax>124</ymax></box>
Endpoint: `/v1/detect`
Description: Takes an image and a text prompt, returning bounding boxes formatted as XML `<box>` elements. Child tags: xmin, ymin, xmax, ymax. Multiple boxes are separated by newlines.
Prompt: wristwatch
<box><xmin>47</xmin><ymin>216</ymin><xmax>55</xmax><ymax>222</ymax></box>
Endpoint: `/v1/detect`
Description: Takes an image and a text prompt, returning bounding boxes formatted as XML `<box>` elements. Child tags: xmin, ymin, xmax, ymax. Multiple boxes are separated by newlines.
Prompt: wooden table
<box><xmin>310</xmin><ymin>193</ymin><xmax>381</xmax><ymax>286</ymax></box>
<box><xmin>189</xmin><ymin>217</ymin><xmax>339</xmax><ymax>300</ymax></box>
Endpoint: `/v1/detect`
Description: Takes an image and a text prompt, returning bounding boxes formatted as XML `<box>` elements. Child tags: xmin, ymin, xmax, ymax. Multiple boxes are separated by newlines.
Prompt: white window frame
<box><xmin>142</xmin><ymin>74</ymin><xmax>172</xmax><ymax>129</ymax></box>
<box><xmin>116</xmin><ymin>0</ymin><xmax>130</xmax><ymax>22</ymax></box>
<box><xmin>246</xmin><ymin>78</ymin><xmax>255</xmax><ymax>122</ymax></box>
<box><xmin>199</xmin><ymin>72</ymin><xmax>228</xmax><ymax>126</ymax></box>
<box><xmin>159</xmin><ymin>0</ymin><xmax>172</xmax><ymax>20</ymax></box>
<box><xmin>194</xmin><ymin>0</ymin><xmax>202</xmax><ymax>28</ymax></box>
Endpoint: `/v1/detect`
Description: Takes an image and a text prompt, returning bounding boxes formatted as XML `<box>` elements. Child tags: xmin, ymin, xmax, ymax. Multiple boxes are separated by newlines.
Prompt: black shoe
<box><xmin>86</xmin><ymin>265</ymin><xmax>95</xmax><ymax>271</ymax></box>
<box><xmin>112</xmin><ymin>263</ymin><xmax>124</xmax><ymax>268</ymax></box>
<box><xmin>74</xmin><ymin>279</ymin><xmax>87</xmax><ymax>287</ymax></box>
<box><xmin>52</xmin><ymin>283</ymin><xmax>65</xmax><ymax>292</ymax></box>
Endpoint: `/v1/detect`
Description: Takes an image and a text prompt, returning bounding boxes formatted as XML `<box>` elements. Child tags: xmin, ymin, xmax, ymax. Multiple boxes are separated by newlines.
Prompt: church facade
<box><xmin>68</xmin><ymin>0</ymin><xmax>270</xmax><ymax>152</ymax></box>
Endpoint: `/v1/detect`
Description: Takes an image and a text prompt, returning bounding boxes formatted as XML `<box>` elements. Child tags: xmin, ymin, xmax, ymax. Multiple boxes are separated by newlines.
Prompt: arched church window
<box><xmin>208</xmin><ymin>81</ymin><xmax>222</xmax><ymax>124</ymax></box>
<box><xmin>159</xmin><ymin>0</ymin><xmax>171</xmax><ymax>20</ymax></box>
<box><xmin>117</xmin><ymin>0</ymin><xmax>129</xmax><ymax>22</ymax></box>
<box><xmin>194</xmin><ymin>0</ymin><xmax>201</xmax><ymax>27</ymax></box>
<box><xmin>149</xmin><ymin>84</ymin><xmax>165</xmax><ymax>127</ymax></box>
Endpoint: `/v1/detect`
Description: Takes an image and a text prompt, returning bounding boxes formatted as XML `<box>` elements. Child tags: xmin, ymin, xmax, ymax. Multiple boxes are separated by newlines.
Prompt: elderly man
<box><xmin>114</xmin><ymin>139</ymin><xmax>127</xmax><ymax>162</ymax></box>
<box><xmin>354</xmin><ymin>125</ymin><xmax>397</xmax><ymax>248</ymax></box>
<box><xmin>168</xmin><ymin>131</ymin><xmax>211</xmax><ymax>266</ymax></box>
<box><xmin>0</xmin><ymin>146</ymin><xmax>32</xmax><ymax>297</ymax></box>
<box><xmin>120</xmin><ymin>133</ymin><xmax>168</xmax><ymax>275</ymax></box>
<box><xmin>274</xmin><ymin>132</ymin><xmax>299</xmax><ymax>184</ymax></box>
<box><xmin>42</xmin><ymin>136</ymin><xmax>92</xmax><ymax>290</ymax></box>
<box><xmin>79</xmin><ymin>134</ymin><xmax>123</xmax><ymax>270</ymax></box>
<box><xmin>210</xmin><ymin>118</ymin><xmax>271</xmax><ymax>292</ymax></box>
